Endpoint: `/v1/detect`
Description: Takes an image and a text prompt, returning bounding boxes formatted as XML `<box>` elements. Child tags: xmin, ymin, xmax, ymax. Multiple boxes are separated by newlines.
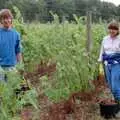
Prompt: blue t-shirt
<box><xmin>0</xmin><ymin>27</ymin><xmax>21</xmax><ymax>66</ymax></box>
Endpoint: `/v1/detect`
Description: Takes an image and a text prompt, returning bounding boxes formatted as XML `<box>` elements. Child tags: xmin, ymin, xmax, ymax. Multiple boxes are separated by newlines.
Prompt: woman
<box><xmin>98</xmin><ymin>21</ymin><xmax>120</xmax><ymax>102</ymax></box>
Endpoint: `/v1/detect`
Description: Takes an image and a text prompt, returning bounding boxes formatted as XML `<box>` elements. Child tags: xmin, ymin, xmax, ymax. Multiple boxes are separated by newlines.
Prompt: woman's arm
<box><xmin>98</xmin><ymin>41</ymin><xmax>104</xmax><ymax>62</ymax></box>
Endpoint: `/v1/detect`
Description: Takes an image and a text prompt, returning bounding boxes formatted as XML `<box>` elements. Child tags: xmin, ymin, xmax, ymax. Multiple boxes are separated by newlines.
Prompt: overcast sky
<box><xmin>101</xmin><ymin>0</ymin><xmax>120</xmax><ymax>6</ymax></box>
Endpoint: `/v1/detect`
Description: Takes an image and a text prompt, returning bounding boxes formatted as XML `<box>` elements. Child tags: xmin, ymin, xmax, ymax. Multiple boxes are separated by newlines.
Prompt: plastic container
<box><xmin>99</xmin><ymin>100</ymin><xmax>119</xmax><ymax>119</ymax></box>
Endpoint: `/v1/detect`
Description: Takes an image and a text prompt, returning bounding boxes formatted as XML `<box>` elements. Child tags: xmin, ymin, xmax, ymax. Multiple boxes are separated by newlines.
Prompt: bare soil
<box><xmin>21</xmin><ymin>63</ymin><xmax>117</xmax><ymax>120</ymax></box>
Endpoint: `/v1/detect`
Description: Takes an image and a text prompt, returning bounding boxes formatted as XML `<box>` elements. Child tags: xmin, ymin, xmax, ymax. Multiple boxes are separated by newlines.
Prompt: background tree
<box><xmin>0</xmin><ymin>0</ymin><xmax>119</xmax><ymax>22</ymax></box>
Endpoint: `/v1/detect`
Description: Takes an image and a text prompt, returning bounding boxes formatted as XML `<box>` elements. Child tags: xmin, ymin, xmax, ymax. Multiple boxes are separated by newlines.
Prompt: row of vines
<box><xmin>22</xmin><ymin>15</ymin><xmax>106</xmax><ymax>102</ymax></box>
<box><xmin>0</xmin><ymin>7</ymin><xmax>106</xmax><ymax>119</ymax></box>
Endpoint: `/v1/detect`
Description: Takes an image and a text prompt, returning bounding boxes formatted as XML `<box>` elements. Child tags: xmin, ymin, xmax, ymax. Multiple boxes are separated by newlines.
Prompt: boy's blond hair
<box><xmin>0</xmin><ymin>9</ymin><xmax>13</xmax><ymax>22</ymax></box>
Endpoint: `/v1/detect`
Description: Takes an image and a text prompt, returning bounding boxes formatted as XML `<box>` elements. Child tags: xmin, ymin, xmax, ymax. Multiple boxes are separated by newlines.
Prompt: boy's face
<box><xmin>1</xmin><ymin>17</ymin><xmax>12</xmax><ymax>28</ymax></box>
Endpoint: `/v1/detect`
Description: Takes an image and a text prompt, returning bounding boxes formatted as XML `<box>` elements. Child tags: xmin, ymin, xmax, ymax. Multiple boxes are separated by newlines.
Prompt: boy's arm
<box><xmin>16</xmin><ymin>53</ymin><xmax>22</xmax><ymax>63</ymax></box>
<box><xmin>15</xmin><ymin>33</ymin><xmax>23</xmax><ymax>63</ymax></box>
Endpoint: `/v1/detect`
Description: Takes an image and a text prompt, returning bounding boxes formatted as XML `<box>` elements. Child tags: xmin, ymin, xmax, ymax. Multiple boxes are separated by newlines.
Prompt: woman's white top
<box><xmin>98</xmin><ymin>35</ymin><xmax>120</xmax><ymax>62</ymax></box>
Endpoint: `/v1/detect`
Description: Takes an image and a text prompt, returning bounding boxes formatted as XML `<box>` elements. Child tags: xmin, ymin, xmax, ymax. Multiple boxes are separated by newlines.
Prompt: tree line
<box><xmin>0</xmin><ymin>0</ymin><xmax>120</xmax><ymax>22</ymax></box>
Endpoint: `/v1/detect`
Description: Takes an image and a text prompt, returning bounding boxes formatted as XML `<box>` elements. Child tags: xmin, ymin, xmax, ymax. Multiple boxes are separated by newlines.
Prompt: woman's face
<box><xmin>108</xmin><ymin>28</ymin><xmax>119</xmax><ymax>38</ymax></box>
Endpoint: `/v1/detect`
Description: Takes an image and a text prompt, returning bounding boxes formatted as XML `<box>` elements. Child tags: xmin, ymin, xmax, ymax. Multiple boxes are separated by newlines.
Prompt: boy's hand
<box><xmin>16</xmin><ymin>53</ymin><xmax>23</xmax><ymax>63</ymax></box>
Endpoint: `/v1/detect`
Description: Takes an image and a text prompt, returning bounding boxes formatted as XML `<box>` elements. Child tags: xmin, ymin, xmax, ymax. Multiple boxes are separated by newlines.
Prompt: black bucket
<box><xmin>99</xmin><ymin>101</ymin><xmax>119</xmax><ymax>119</ymax></box>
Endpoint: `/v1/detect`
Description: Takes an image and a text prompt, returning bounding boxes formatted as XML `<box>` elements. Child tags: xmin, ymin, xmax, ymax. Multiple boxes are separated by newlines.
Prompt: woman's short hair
<box><xmin>0</xmin><ymin>9</ymin><xmax>13</xmax><ymax>21</ymax></box>
<box><xmin>108</xmin><ymin>21</ymin><xmax>119</xmax><ymax>30</ymax></box>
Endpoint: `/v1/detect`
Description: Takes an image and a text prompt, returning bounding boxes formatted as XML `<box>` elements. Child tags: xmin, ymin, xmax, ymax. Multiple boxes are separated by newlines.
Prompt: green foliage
<box><xmin>0</xmin><ymin>69</ymin><xmax>38</xmax><ymax>120</ymax></box>
<box><xmin>12</xmin><ymin>6</ymin><xmax>26</xmax><ymax>36</ymax></box>
<box><xmin>0</xmin><ymin>0</ymin><xmax>119</xmax><ymax>22</ymax></box>
<box><xmin>22</xmin><ymin>15</ymin><xmax>105</xmax><ymax>102</ymax></box>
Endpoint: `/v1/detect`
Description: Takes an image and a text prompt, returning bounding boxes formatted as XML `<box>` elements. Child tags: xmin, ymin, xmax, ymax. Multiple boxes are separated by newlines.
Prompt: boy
<box><xmin>0</xmin><ymin>9</ymin><xmax>22</xmax><ymax>80</ymax></box>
